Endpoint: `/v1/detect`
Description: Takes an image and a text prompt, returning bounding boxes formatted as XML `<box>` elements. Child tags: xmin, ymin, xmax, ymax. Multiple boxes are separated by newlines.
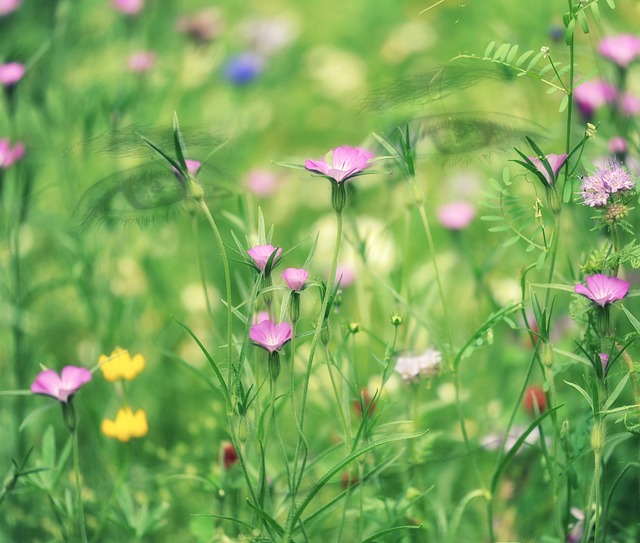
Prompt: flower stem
<box><xmin>71</xmin><ymin>428</ymin><xmax>88</xmax><ymax>543</ymax></box>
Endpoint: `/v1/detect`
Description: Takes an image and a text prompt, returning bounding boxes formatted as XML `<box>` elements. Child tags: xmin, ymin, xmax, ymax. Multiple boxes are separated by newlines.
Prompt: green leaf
<box><xmin>621</xmin><ymin>304</ymin><xmax>640</xmax><ymax>333</ymax></box>
<box><xmin>172</xmin><ymin>112</ymin><xmax>188</xmax><ymax>174</ymax></box>
<box><xmin>503</xmin><ymin>236</ymin><xmax>520</xmax><ymax>247</ymax></box>
<box><xmin>564</xmin><ymin>380</ymin><xmax>594</xmax><ymax>412</ymax></box>
<box><xmin>506</xmin><ymin>44</ymin><xmax>519</xmax><ymax>63</ymax></box>
<box><xmin>562</xmin><ymin>176</ymin><xmax>573</xmax><ymax>203</ymax></box>
<box><xmin>480</xmin><ymin>215</ymin><xmax>504</xmax><ymax>221</ymax></box>
<box><xmin>526</xmin><ymin>51</ymin><xmax>544</xmax><ymax>71</ymax></box>
<box><xmin>515</xmin><ymin>50</ymin><xmax>534</xmax><ymax>67</ymax></box>
<box><xmin>493</xmin><ymin>42</ymin><xmax>511</xmax><ymax>61</ymax></box>
<box><xmin>606</xmin><ymin>0</ymin><xmax>615</xmax><ymax>8</ymax></box>
<box><xmin>362</xmin><ymin>525</ymin><xmax>422</xmax><ymax>543</ymax></box>
<box><xmin>484</xmin><ymin>41</ymin><xmax>496</xmax><ymax>57</ymax></box>
<box><xmin>246</xmin><ymin>499</ymin><xmax>284</xmax><ymax>536</ymax></box>
<box><xmin>603</xmin><ymin>373</ymin><xmax>630</xmax><ymax>412</ymax></box>
<box><xmin>590</xmin><ymin>2</ymin><xmax>600</xmax><ymax>20</ymax></box>
<box><xmin>559</xmin><ymin>94</ymin><xmax>569</xmax><ymax>112</ymax></box>
<box><xmin>577</xmin><ymin>11</ymin><xmax>589</xmax><ymax>34</ymax></box>
<box><xmin>565</xmin><ymin>18</ymin><xmax>576</xmax><ymax>45</ymax></box>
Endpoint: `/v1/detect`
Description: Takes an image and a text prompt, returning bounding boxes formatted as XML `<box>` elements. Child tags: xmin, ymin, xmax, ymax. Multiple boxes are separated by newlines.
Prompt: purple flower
<box><xmin>31</xmin><ymin>366</ymin><xmax>92</xmax><ymax>403</ymax></box>
<box><xmin>248</xmin><ymin>244</ymin><xmax>282</xmax><ymax>271</ymax></box>
<box><xmin>249</xmin><ymin>319</ymin><xmax>292</xmax><ymax>353</ymax></box>
<box><xmin>574</xmin><ymin>274</ymin><xmax>629</xmax><ymax>307</ymax></box>
<box><xmin>609</xmin><ymin>137</ymin><xmax>627</xmax><ymax>155</ymax></box>
<box><xmin>113</xmin><ymin>0</ymin><xmax>143</xmax><ymax>15</ymax></box>
<box><xmin>0</xmin><ymin>139</ymin><xmax>24</xmax><ymax>168</ymax></box>
<box><xmin>282</xmin><ymin>268</ymin><xmax>308</xmax><ymax>291</ymax></box>
<box><xmin>598</xmin><ymin>34</ymin><xmax>640</xmax><ymax>68</ymax></box>
<box><xmin>127</xmin><ymin>51</ymin><xmax>156</xmax><ymax>73</ymax></box>
<box><xmin>223</xmin><ymin>53</ymin><xmax>264</xmax><ymax>85</ymax></box>
<box><xmin>598</xmin><ymin>353</ymin><xmax>610</xmax><ymax>374</ymax></box>
<box><xmin>574</xmin><ymin>79</ymin><xmax>617</xmax><ymax>119</ymax></box>
<box><xmin>0</xmin><ymin>62</ymin><xmax>25</xmax><ymax>86</ymax></box>
<box><xmin>0</xmin><ymin>0</ymin><xmax>20</xmax><ymax>17</ymax></box>
<box><xmin>305</xmin><ymin>146</ymin><xmax>374</xmax><ymax>184</ymax></box>
<box><xmin>437</xmin><ymin>201</ymin><xmax>476</xmax><ymax>230</ymax></box>
<box><xmin>527</xmin><ymin>153</ymin><xmax>568</xmax><ymax>185</ymax></box>
<box><xmin>580</xmin><ymin>162</ymin><xmax>635</xmax><ymax>207</ymax></box>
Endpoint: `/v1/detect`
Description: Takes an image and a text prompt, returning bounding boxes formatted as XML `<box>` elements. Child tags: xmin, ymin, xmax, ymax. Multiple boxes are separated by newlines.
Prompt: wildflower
<box><xmin>241</xmin><ymin>16</ymin><xmax>297</xmax><ymax>57</ymax></box>
<box><xmin>223</xmin><ymin>53</ymin><xmax>264</xmax><ymax>85</ymax></box>
<box><xmin>99</xmin><ymin>347</ymin><xmax>145</xmax><ymax>382</ymax></box>
<box><xmin>101</xmin><ymin>407</ymin><xmax>148</xmax><ymax>442</ymax></box>
<box><xmin>0</xmin><ymin>0</ymin><xmax>20</xmax><ymax>17</ymax></box>
<box><xmin>540</xmin><ymin>45</ymin><xmax>550</xmax><ymax>58</ymax></box>
<box><xmin>394</xmin><ymin>348</ymin><xmax>442</xmax><ymax>382</ymax></box>
<box><xmin>523</xmin><ymin>385</ymin><xmax>547</xmax><ymax>415</ymax></box>
<box><xmin>0</xmin><ymin>62</ymin><xmax>25</xmax><ymax>87</ymax></box>
<box><xmin>566</xmin><ymin>508</ymin><xmax>585</xmax><ymax>542</ymax></box>
<box><xmin>0</xmin><ymin>139</ymin><xmax>24</xmax><ymax>168</ymax></box>
<box><xmin>353</xmin><ymin>388</ymin><xmax>376</xmax><ymax>417</ymax></box>
<box><xmin>305</xmin><ymin>146</ymin><xmax>373</xmax><ymax>184</ymax></box>
<box><xmin>573</xmin><ymin>79</ymin><xmax>617</xmax><ymax>119</ymax></box>
<box><xmin>598</xmin><ymin>353</ymin><xmax>610</xmax><ymax>375</ymax></box>
<box><xmin>282</xmin><ymin>268</ymin><xmax>308</xmax><ymax>291</ymax></box>
<box><xmin>249</xmin><ymin>319</ymin><xmax>292</xmax><ymax>353</ymax></box>
<box><xmin>480</xmin><ymin>425</ymin><xmax>541</xmax><ymax>453</ymax></box>
<box><xmin>247</xmin><ymin>244</ymin><xmax>282</xmax><ymax>272</ymax></box>
<box><xmin>176</xmin><ymin>7</ymin><xmax>222</xmax><ymax>44</ymax></box>
<box><xmin>437</xmin><ymin>201</ymin><xmax>476</xmax><ymax>230</ymax></box>
<box><xmin>574</xmin><ymin>274</ymin><xmax>629</xmax><ymax>307</ymax></box>
<box><xmin>598</xmin><ymin>34</ymin><xmax>640</xmax><ymax>68</ymax></box>
<box><xmin>527</xmin><ymin>153</ymin><xmax>568</xmax><ymax>186</ymax></box>
<box><xmin>253</xmin><ymin>311</ymin><xmax>269</xmax><ymax>324</ymax></box>
<box><xmin>621</xmin><ymin>92</ymin><xmax>640</xmax><ymax>116</ymax></box>
<box><xmin>31</xmin><ymin>366</ymin><xmax>92</xmax><ymax>403</ymax></box>
<box><xmin>246</xmin><ymin>169</ymin><xmax>278</xmax><ymax>196</ymax></box>
<box><xmin>580</xmin><ymin>162</ymin><xmax>635</xmax><ymax>207</ymax></box>
<box><xmin>127</xmin><ymin>51</ymin><xmax>156</xmax><ymax>73</ymax></box>
<box><xmin>221</xmin><ymin>441</ymin><xmax>238</xmax><ymax>469</ymax></box>
<box><xmin>608</xmin><ymin>136</ymin><xmax>627</xmax><ymax>156</ymax></box>
<box><xmin>112</xmin><ymin>0</ymin><xmax>143</xmax><ymax>15</ymax></box>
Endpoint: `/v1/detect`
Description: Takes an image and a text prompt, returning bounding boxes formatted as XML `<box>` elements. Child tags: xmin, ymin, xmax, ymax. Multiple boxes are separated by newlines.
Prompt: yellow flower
<box><xmin>99</xmin><ymin>347</ymin><xmax>145</xmax><ymax>382</ymax></box>
<box><xmin>101</xmin><ymin>407</ymin><xmax>148</xmax><ymax>442</ymax></box>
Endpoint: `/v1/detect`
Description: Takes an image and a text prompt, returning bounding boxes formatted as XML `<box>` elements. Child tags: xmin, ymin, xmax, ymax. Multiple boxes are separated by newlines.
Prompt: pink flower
<box><xmin>249</xmin><ymin>319</ymin><xmax>292</xmax><ymax>353</ymax></box>
<box><xmin>246</xmin><ymin>169</ymin><xmax>278</xmax><ymax>196</ymax></box>
<box><xmin>31</xmin><ymin>366</ymin><xmax>92</xmax><ymax>403</ymax></box>
<box><xmin>127</xmin><ymin>51</ymin><xmax>156</xmax><ymax>73</ymax></box>
<box><xmin>0</xmin><ymin>62</ymin><xmax>25</xmax><ymax>86</ymax></box>
<box><xmin>598</xmin><ymin>353</ymin><xmax>610</xmax><ymax>374</ymax></box>
<box><xmin>527</xmin><ymin>153</ymin><xmax>568</xmax><ymax>185</ymax></box>
<box><xmin>394</xmin><ymin>349</ymin><xmax>442</xmax><ymax>382</ymax></box>
<box><xmin>335</xmin><ymin>263</ymin><xmax>356</xmax><ymax>288</ymax></box>
<box><xmin>253</xmin><ymin>311</ymin><xmax>269</xmax><ymax>324</ymax></box>
<box><xmin>609</xmin><ymin>137</ymin><xmax>627</xmax><ymax>155</ymax></box>
<box><xmin>282</xmin><ymin>268</ymin><xmax>308</xmax><ymax>291</ymax></box>
<box><xmin>598</xmin><ymin>34</ymin><xmax>640</xmax><ymax>68</ymax></box>
<box><xmin>0</xmin><ymin>139</ymin><xmax>24</xmax><ymax>168</ymax></box>
<box><xmin>305</xmin><ymin>146</ymin><xmax>374</xmax><ymax>184</ymax></box>
<box><xmin>437</xmin><ymin>201</ymin><xmax>476</xmax><ymax>230</ymax></box>
<box><xmin>113</xmin><ymin>0</ymin><xmax>143</xmax><ymax>15</ymax></box>
<box><xmin>248</xmin><ymin>244</ymin><xmax>282</xmax><ymax>271</ymax></box>
<box><xmin>621</xmin><ymin>92</ymin><xmax>640</xmax><ymax>116</ymax></box>
<box><xmin>574</xmin><ymin>274</ymin><xmax>629</xmax><ymax>307</ymax></box>
<box><xmin>0</xmin><ymin>0</ymin><xmax>20</xmax><ymax>17</ymax></box>
<box><xmin>574</xmin><ymin>79</ymin><xmax>617</xmax><ymax>119</ymax></box>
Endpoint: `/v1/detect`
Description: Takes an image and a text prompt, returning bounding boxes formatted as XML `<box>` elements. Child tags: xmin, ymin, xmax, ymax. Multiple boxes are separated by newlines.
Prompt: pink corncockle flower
<box><xmin>394</xmin><ymin>348</ymin><xmax>442</xmax><ymax>382</ymax></box>
<box><xmin>0</xmin><ymin>0</ymin><xmax>20</xmax><ymax>16</ymax></box>
<box><xmin>282</xmin><ymin>268</ymin><xmax>308</xmax><ymax>291</ymax></box>
<box><xmin>305</xmin><ymin>146</ymin><xmax>374</xmax><ymax>184</ymax></box>
<box><xmin>437</xmin><ymin>201</ymin><xmax>476</xmax><ymax>230</ymax></box>
<box><xmin>249</xmin><ymin>319</ymin><xmax>292</xmax><ymax>353</ymax></box>
<box><xmin>253</xmin><ymin>311</ymin><xmax>269</xmax><ymax>324</ymax></box>
<box><xmin>248</xmin><ymin>244</ymin><xmax>282</xmax><ymax>271</ymax></box>
<box><xmin>573</xmin><ymin>79</ymin><xmax>617</xmax><ymax>119</ymax></box>
<box><xmin>185</xmin><ymin>159</ymin><xmax>201</xmax><ymax>176</ymax></box>
<box><xmin>609</xmin><ymin>137</ymin><xmax>627</xmax><ymax>155</ymax></box>
<box><xmin>127</xmin><ymin>51</ymin><xmax>156</xmax><ymax>73</ymax></box>
<box><xmin>574</xmin><ymin>274</ymin><xmax>629</xmax><ymax>307</ymax></box>
<box><xmin>113</xmin><ymin>0</ymin><xmax>143</xmax><ymax>15</ymax></box>
<box><xmin>528</xmin><ymin>153</ymin><xmax>568</xmax><ymax>186</ymax></box>
<box><xmin>598</xmin><ymin>353</ymin><xmax>610</xmax><ymax>374</ymax></box>
<box><xmin>0</xmin><ymin>62</ymin><xmax>25</xmax><ymax>86</ymax></box>
<box><xmin>0</xmin><ymin>139</ymin><xmax>25</xmax><ymax>168</ymax></box>
<box><xmin>621</xmin><ymin>92</ymin><xmax>640</xmax><ymax>116</ymax></box>
<box><xmin>335</xmin><ymin>263</ymin><xmax>356</xmax><ymax>288</ymax></box>
<box><xmin>246</xmin><ymin>169</ymin><xmax>278</xmax><ymax>196</ymax></box>
<box><xmin>31</xmin><ymin>366</ymin><xmax>92</xmax><ymax>403</ymax></box>
<box><xmin>598</xmin><ymin>34</ymin><xmax>640</xmax><ymax>68</ymax></box>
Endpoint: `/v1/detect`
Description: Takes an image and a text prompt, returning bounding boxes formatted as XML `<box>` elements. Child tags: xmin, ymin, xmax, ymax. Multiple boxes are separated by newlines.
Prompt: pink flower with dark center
<box><xmin>574</xmin><ymin>79</ymin><xmax>617</xmax><ymax>119</ymax></box>
<box><xmin>0</xmin><ymin>62</ymin><xmax>25</xmax><ymax>86</ymax></box>
<box><xmin>127</xmin><ymin>51</ymin><xmax>156</xmax><ymax>73</ymax></box>
<box><xmin>437</xmin><ymin>201</ymin><xmax>476</xmax><ymax>230</ymax></box>
<box><xmin>248</xmin><ymin>244</ymin><xmax>281</xmax><ymax>271</ymax></box>
<box><xmin>527</xmin><ymin>153</ymin><xmax>568</xmax><ymax>185</ymax></box>
<box><xmin>113</xmin><ymin>0</ymin><xmax>143</xmax><ymax>15</ymax></box>
<box><xmin>574</xmin><ymin>274</ymin><xmax>629</xmax><ymax>307</ymax></box>
<box><xmin>249</xmin><ymin>319</ymin><xmax>292</xmax><ymax>353</ymax></box>
<box><xmin>305</xmin><ymin>146</ymin><xmax>374</xmax><ymax>184</ymax></box>
<box><xmin>282</xmin><ymin>268</ymin><xmax>308</xmax><ymax>291</ymax></box>
<box><xmin>0</xmin><ymin>139</ymin><xmax>25</xmax><ymax>168</ymax></box>
<box><xmin>0</xmin><ymin>0</ymin><xmax>20</xmax><ymax>17</ymax></box>
<box><xmin>598</xmin><ymin>34</ymin><xmax>640</xmax><ymax>68</ymax></box>
<box><xmin>31</xmin><ymin>366</ymin><xmax>92</xmax><ymax>403</ymax></box>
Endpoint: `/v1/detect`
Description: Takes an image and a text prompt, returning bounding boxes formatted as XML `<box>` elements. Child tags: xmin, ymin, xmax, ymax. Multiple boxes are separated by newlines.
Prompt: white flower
<box><xmin>395</xmin><ymin>348</ymin><xmax>442</xmax><ymax>382</ymax></box>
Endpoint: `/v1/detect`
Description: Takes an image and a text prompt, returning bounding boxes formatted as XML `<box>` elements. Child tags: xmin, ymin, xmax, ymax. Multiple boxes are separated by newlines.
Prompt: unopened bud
<box><xmin>590</xmin><ymin>421</ymin><xmax>604</xmax><ymax>452</ymax></box>
<box><xmin>390</xmin><ymin>313</ymin><xmax>404</xmax><ymax>326</ymax></box>
<box><xmin>540</xmin><ymin>341</ymin><xmax>555</xmax><ymax>368</ymax></box>
<box><xmin>586</xmin><ymin>123</ymin><xmax>597</xmax><ymax>139</ymax></box>
<box><xmin>541</xmin><ymin>46</ymin><xmax>550</xmax><ymax>58</ymax></box>
<box><xmin>348</xmin><ymin>322</ymin><xmax>360</xmax><ymax>334</ymax></box>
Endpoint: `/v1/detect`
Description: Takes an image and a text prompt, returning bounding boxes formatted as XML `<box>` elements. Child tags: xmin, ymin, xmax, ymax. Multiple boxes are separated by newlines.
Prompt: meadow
<box><xmin>2</xmin><ymin>0</ymin><xmax>640</xmax><ymax>541</ymax></box>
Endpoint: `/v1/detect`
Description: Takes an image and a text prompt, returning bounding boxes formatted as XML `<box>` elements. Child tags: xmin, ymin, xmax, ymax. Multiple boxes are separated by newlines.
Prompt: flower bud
<box><xmin>237</xmin><ymin>416</ymin><xmax>248</xmax><ymax>442</ymax></box>
<box><xmin>347</xmin><ymin>322</ymin><xmax>360</xmax><ymax>334</ymax></box>
<box><xmin>390</xmin><ymin>313</ymin><xmax>404</xmax><ymax>326</ymax></box>
<box><xmin>331</xmin><ymin>180</ymin><xmax>346</xmax><ymax>213</ymax></box>
<box><xmin>540</xmin><ymin>341</ymin><xmax>555</xmax><ymax>368</ymax></box>
<box><xmin>268</xmin><ymin>351</ymin><xmax>281</xmax><ymax>380</ymax></box>
<box><xmin>590</xmin><ymin>421</ymin><xmax>604</xmax><ymax>452</ymax></box>
<box><xmin>187</xmin><ymin>177</ymin><xmax>204</xmax><ymax>201</ymax></box>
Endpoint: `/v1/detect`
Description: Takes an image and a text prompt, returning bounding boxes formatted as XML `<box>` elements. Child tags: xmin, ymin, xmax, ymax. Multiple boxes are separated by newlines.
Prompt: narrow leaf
<box><xmin>564</xmin><ymin>380</ymin><xmax>594</xmax><ymax>412</ymax></box>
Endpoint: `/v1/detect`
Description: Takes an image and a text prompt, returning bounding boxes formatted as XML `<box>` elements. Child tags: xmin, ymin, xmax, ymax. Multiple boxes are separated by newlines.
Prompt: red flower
<box><xmin>523</xmin><ymin>385</ymin><xmax>547</xmax><ymax>415</ymax></box>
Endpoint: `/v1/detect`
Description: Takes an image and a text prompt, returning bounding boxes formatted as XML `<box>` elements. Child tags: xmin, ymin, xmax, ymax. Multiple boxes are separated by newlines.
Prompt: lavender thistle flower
<box><xmin>580</xmin><ymin>161</ymin><xmax>635</xmax><ymax>207</ymax></box>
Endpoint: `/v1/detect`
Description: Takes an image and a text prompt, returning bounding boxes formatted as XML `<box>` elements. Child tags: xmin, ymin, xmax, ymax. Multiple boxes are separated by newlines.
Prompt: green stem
<box><xmin>72</xmin><ymin>429</ymin><xmax>88</xmax><ymax>543</ymax></box>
